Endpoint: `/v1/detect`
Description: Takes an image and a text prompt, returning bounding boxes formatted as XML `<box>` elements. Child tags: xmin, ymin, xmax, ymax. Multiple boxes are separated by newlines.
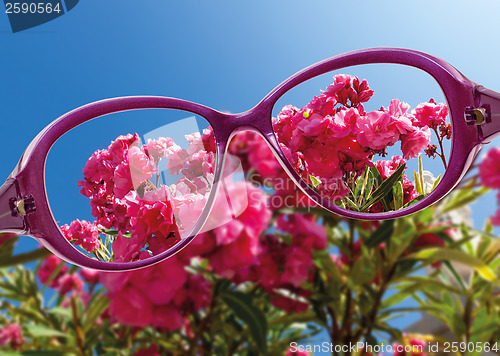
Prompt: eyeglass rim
<box><xmin>1</xmin><ymin>47</ymin><xmax>484</xmax><ymax>271</ymax></box>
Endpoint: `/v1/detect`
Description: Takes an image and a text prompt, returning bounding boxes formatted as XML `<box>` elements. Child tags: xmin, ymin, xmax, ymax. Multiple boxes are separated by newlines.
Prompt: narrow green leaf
<box><xmin>364</xmin><ymin>219</ymin><xmax>395</xmax><ymax>248</ymax></box>
<box><xmin>406</xmin><ymin>248</ymin><xmax>497</xmax><ymax>281</ymax></box>
<box><xmin>309</xmin><ymin>175</ymin><xmax>321</xmax><ymax>188</ymax></box>
<box><xmin>431</xmin><ymin>174</ymin><xmax>441</xmax><ymax>192</ymax></box>
<box><xmin>393</xmin><ymin>181</ymin><xmax>404</xmax><ymax>210</ymax></box>
<box><xmin>361</xmin><ymin>164</ymin><xmax>406</xmax><ymax>212</ymax></box>
<box><xmin>83</xmin><ymin>297</ymin><xmax>110</xmax><ymax>333</ymax></box>
<box><xmin>221</xmin><ymin>291</ymin><xmax>267</xmax><ymax>355</ymax></box>
<box><xmin>0</xmin><ymin>248</ymin><xmax>52</xmax><ymax>268</ymax></box>
<box><xmin>414</xmin><ymin>171</ymin><xmax>423</xmax><ymax>196</ymax></box>
<box><xmin>418</xmin><ymin>155</ymin><xmax>424</xmax><ymax>192</ymax></box>
<box><xmin>25</xmin><ymin>324</ymin><xmax>69</xmax><ymax>338</ymax></box>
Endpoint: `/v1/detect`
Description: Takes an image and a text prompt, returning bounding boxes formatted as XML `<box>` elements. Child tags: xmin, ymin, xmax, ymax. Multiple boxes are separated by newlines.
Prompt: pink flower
<box><xmin>108</xmin><ymin>133</ymin><xmax>140</xmax><ymax>164</ymax></box>
<box><xmin>281</xmin><ymin>247</ymin><xmax>313</xmax><ymax>287</ymax></box>
<box><xmin>273</xmin><ymin>105</ymin><xmax>298</xmax><ymax>146</ymax></box>
<box><xmin>143</xmin><ymin>137</ymin><xmax>177</xmax><ymax>164</ymax></box>
<box><xmin>210</xmin><ymin>233</ymin><xmax>262</xmax><ymax>280</ymax></box>
<box><xmin>81</xmin><ymin>149</ymin><xmax>114</xmax><ymax>183</ymax></box>
<box><xmin>80</xmin><ymin>268</ymin><xmax>99</xmax><ymax>284</ymax></box>
<box><xmin>113</xmin><ymin>161</ymin><xmax>133</xmax><ymax>198</ymax></box>
<box><xmin>108</xmin><ymin>286</ymin><xmax>154</xmax><ymax>327</ymax></box>
<box><xmin>247</xmin><ymin>137</ymin><xmax>281</xmax><ymax>178</ymax></box>
<box><xmin>202</xmin><ymin>127</ymin><xmax>217</xmax><ymax>153</ymax></box>
<box><xmin>133</xmin><ymin>345</ymin><xmax>161</xmax><ymax>356</ymax></box>
<box><xmin>374</xmin><ymin>156</ymin><xmax>406</xmax><ymax>180</ymax></box>
<box><xmin>270</xmin><ymin>292</ymin><xmax>309</xmax><ymax>313</ymax></box>
<box><xmin>356</xmin><ymin>110</ymin><xmax>400</xmax><ymax>150</ymax></box>
<box><xmin>127</xmin><ymin>146</ymin><xmax>156</xmax><ymax>187</ymax></box>
<box><xmin>413</xmin><ymin>99</ymin><xmax>448</xmax><ymax>128</ymax></box>
<box><xmin>181</xmin><ymin>150</ymin><xmax>214</xmax><ymax>180</ymax></box>
<box><xmin>101</xmin><ymin>256</ymin><xmax>189</xmax><ymax>331</ymax></box>
<box><xmin>129</xmin><ymin>256</ymin><xmax>187</xmax><ymax>306</ymax></box>
<box><xmin>479</xmin><ymin>147</ymin><xmax>500</xmax><ymax>189</ymax></box>
<box><xmin>302</xmin><ymin>141</ymin><xmax>341</xmax><ymax>178</ymax></box>
<box><xmin>173</xmin><ymin>274</ymin><xmax>212</xmax><ymax>312</ymax></box>
<box><xmin>393</xmin><ymin>337</ymin><xmax>427</xmax><ymax>356</ymax></box>
<box><xmin>400</xmin><ymin>126</ymin><xmax>431</xmax><ymax>159</ymax></box>
<box><xmin>490</xmin><ymin>206</ymin><xmax>500</xmax><ymax>226</ymax></box>
<box><xmin>151</xmin><ymin>305</ymin><xmax>185</xmax><ymax>331</ymax></box>
<box><xmin>112</xmin><ymin>231</ymin><xmax>145</xmax><ymax>263</ymax></box>
<box><xmin>330</xmin><ymin>74</ymin><xmax>374</xmax><ymax>106</ymax></box>
<box><xmin>286</xmin><ymin>347</ymin><xmax>311</xmax><ymax>356</ymax></box>
<box><xmin>62</xmin><ymin>220</ymin><xmax>101</xmax><ymax>253</ymax></box>
<box><xmin>296</xmin><ymin>113</ymin><xmax>330</xmax><ymax>137</ymax></box>
<box><xmin>58</xmin><ymin>273</ymin><xmax>84</xmax><ymax>295</ymax></box>
<box><xmin>324</xmin><ymin>108</ymin><xmax>359</xmax><ymax>139</ymax></box>
<box><xmin>281</xmin><ymin>214</ymin><xmax>327</xmax><ymax>250</ymax></box>
<box><xmin>133</xmin><ymin>198</ymin><xmax>179</xmax><ymax>255</ymax></box>
<box><xmin>38</xmin><ymin>255</ymin><xmax>69</xmax><ymax>288</ymax></box>
<box><xmin>186</xmin><ymin>132</ymin><xmax>204</xmax><ymax>155</ymax></box>
<box><xmin>317</xmin><ymin>176</ymin><xmax>349</xmax><ymax>202</ymax></box>
<box><xmin>386</xmin><ymin>99</ymin><xmax>414</xmax><ymax>135</ymax></box>
<box><xmin>0</xmin><ymin>324</ymin><xmax>24</xmax><ymax>349</ymax></box>
<box><xmin>165</xmin><ymin>145</ymin><xmax>189</xmax><ymax>175</ymax></box>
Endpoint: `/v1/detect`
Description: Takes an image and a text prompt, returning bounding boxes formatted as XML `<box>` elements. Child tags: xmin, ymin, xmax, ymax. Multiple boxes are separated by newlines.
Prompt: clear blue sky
<box><xmin>1</xmin><ymin>1</ymin><xmax>500</xmax><ymax>353</ymax></box>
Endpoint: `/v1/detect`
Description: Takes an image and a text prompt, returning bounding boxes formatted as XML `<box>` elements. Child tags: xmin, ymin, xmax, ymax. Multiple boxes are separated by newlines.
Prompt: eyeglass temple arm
<box><xmin>474</xmin><ymin>86</ymin><xmax>500</xmax><ymax>143</ymax></box>
<box><xmin>0</xmin><ymin>178</ymin><xmax>29</xmax><ymax>234</ymax></box>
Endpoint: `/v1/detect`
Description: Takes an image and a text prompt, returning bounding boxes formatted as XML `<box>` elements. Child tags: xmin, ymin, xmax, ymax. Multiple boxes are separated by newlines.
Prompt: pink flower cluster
<box><xmin>37</xmin><ymin>255</ymin><xmax>85</xmax><ymax>296</ymax></box>
<box><xmin>0</xmin><ymin>323</ymin><xmax>24</xmax><ymax>350</ymax></box>
<box><xmin>203</xmin><ymin>128</ymin><xmax>317</xmax><ymax>210</ymax></box>
<box><xmin>100</xmin><ymin>256</ymin><xmax>211</xmax><ymax>331</ymax></box>
<box><xmin>60</xmin><ymin>220</ymin><xmax>101</xmax><ymax>253</ymax></box>
<box><xmin>68</xmin><ymin>129</ymin><xmax>218</xmax><ymax>261</ymax></box>
<box><xmin>393</xmin><ymin>337</ymin><xmax>427</xmax><ymax>356</ymax></box>
<box><xmin>273</xmin><ymin>74</ymin><xmax>448</xmax><ymax>206</ymax></box>
<box><xmin>479</xmin><ymin>147</ymin><xmax>500</xmax><ymax>225</ymax></box>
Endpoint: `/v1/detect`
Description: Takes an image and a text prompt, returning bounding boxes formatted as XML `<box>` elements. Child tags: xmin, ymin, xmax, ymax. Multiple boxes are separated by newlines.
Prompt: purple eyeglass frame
<box><xmin>1</xmin><ymin>47</ymin><xmax>499</xmax><ymax>271</ymax></box>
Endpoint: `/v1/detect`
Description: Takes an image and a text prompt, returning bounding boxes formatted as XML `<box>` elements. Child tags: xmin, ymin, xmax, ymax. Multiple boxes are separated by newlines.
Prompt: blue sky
<box><xmin>1</xmin><ymin>0</ymin><xmax>500</xmax><ymax>353</ymax></box>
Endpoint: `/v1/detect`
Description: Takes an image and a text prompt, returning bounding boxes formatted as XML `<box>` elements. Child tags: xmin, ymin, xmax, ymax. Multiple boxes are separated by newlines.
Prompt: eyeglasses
<box><xmin>0</xmin><ymin>47</ymin><xmax>496</xmax><ymax>271</ymax></box>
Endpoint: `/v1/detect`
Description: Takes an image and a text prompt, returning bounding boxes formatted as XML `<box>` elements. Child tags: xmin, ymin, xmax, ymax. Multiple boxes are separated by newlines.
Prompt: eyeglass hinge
<box><xmin>9</xmin><ymin>195</ymin><xmax>36</xmax><ymax>217</ymax></box>
<box><xmin>465</xmin><ymin>106</ymin><xmax>489</xmax><ymax>126</ymax></box>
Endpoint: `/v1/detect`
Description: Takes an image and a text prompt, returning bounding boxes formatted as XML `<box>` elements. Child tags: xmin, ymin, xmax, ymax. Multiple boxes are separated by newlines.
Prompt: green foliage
<box><xmin>0</xmin><ymin>179</ymin><xmax>498</xmax><ymax>355</ymax></box>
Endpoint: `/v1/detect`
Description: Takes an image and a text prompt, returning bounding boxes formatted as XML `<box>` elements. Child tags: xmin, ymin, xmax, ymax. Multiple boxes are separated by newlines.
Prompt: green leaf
<box><xmin>350</xmin><ymin>256</ymin><xmax>376</xmax><ymax>285</ymax></box>
<box><xmin>414</xmin><ymin>171</ymin><xmax>423</xmax><ymax>196</ymax></box>
<box><xmin>353</xmin><ymin>168</ymin><xmax>369</xmax><ymax>203</ymax></box>
<box><xmin>406</xmin><ymin>248</ymin><xmax>497</xmax><ymax>281</ymax></box>
<box><xmin>1</xmin><ymin>352</ymin><xmax>66</xmax><ymax>356</ymax></box>
<box><xmin>364</xmin><ymin>219</ymin><xmax>394</xmax><ymax>248</ymax></box>
<box><xmin>83</xmin><ymin>296</ymin><xmax>110</xmax><ymax>333</ymax></box>
<box><xmin>361</xmin><ymin>164</ymin><xmax>406</xmax><ymax>212</ymax></box>
<box><xmin>309</xmin><ymin>175</ymin><xmax>321</xmax><ymax>188</ymax></box>
<box><xmin>49</xmin><ymin>306</ymin><xmax>73</xmax><ymax>319</ymax></box>
<box><xmin>25</xmin><ymin>324</ymin><xmax>69</xmax><ymax>338</ymax></box>
<box><xmin>221</xmin><ymin>291</ymin><xmax>268</xmax><ymax>355</ymax></box>
<box><xmin>418</xmin><ymin>155</ymin><xmax>425</xmax><ymax>193</ymax></box>
<box><xmin>0</xmin><ymin>248</ymin><xmax>52</xmax><ymax>268</ymax></box>
<box><xmin>440</xmin><ymin>186</ymin><xmax>489</xmax><ymax>214</ymax></box>
<box><xmin>431</xmin><ymin>174</ymin><xmax>441</xmax><ymax>192</ymax></box>
<box><xmin>393</xmin><ymin>181</ymin><xmax>404</xmax><ymax>210</ymax></box>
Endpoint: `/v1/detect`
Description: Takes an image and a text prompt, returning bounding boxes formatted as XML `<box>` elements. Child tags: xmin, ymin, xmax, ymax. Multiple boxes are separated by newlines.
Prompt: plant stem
<box><xmin>70</xmin><ymin>296</ymin><xmax>86</xmax><ymax>356</ymax></box>
<box><xmin>359</xmin><ymin>261</ymin><xmax>399</xmax><ymax>355</ymax></box>
<box><xmin>433</xmin><ymin>127</ymin><xmax>448</xmax><ymax>169</ymax></box>
<box><xmin>188</xmin><ymin>279</ymin><xmax>221</xmax><ymax>356</ymax></box>
<box><xmin>341</xmin><ymin>220</ymin><xmax>356</xmax><ymax>355</ymax></box>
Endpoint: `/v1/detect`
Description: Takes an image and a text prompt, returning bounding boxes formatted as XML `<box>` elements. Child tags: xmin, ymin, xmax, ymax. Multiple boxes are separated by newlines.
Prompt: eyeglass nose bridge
<box><xmin>209</xmin><ymin>103</ymin><xmax>275</xmax><ymax>147</ymax></box>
